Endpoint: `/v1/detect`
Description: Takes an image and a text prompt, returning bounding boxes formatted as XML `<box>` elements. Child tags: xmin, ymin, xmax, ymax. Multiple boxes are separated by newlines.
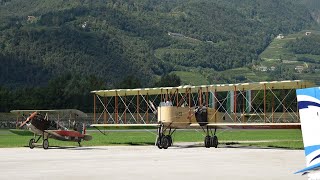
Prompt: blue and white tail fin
<box><xmin>296</xmin><ymin>87</ymin><xmax>320</xmax><ymax>175</ymax></box>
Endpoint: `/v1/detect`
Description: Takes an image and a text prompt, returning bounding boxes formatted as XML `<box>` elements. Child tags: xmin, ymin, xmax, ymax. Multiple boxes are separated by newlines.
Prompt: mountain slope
<box><xmin>0</xmin><ymin>0</ymin><xmax>316</xmax><ymax>87</ymax></box>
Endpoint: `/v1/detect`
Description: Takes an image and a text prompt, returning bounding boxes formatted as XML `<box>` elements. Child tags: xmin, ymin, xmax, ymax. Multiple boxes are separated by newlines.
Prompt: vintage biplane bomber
<box><xmin>91</xmin><ymin>80</ymin><xmax>314</xmax><ymax>149</ymax></box>
<box><xmin>12</xmin><ymin>109</ymin><xmax>92</xmax><ymax>149</ymax></box>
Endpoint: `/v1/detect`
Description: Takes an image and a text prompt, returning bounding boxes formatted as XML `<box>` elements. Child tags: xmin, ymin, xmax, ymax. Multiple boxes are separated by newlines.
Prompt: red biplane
<box><xmin>12</xmin><ymin>109</ymin><xmax>92</xmax><ymax>149</ymax></box>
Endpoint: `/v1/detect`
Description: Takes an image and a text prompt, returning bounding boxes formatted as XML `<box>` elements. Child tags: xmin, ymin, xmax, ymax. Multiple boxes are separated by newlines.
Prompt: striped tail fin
<box><xmin>295</xmin><ymin>87</ymin><xmax>320</xmax><ymax>174</ymax></box>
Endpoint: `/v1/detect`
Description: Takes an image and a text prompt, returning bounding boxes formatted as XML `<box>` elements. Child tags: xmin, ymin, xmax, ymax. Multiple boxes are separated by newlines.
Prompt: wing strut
<box><xmin>93</xmin><ymin>126</ymin><xmax>107</xmax><ymax>136</ymax></box>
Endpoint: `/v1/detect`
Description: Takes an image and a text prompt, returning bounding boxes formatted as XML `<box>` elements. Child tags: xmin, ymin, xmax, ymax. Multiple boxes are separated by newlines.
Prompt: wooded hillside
<box><xmin>0</xmin><ymin>0</ymin><xmax>315</xmax><ymax>88</ymax></box>
<box><xmin>0</xmin><ymin>0</ymin><xmax>318</xmax><ymax>112</ymax></box>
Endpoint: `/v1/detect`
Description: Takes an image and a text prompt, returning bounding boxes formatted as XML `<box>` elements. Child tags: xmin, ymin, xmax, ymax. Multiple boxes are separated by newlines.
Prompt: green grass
<box><xmin>260</xmin><ymin>30</ymin><xmax>320</xmax><ymax>62</ymax></box>
<box><xmin>0</xmin><ymin>129</ymin><xmax>303</xmax><ymax>149</ymax></box>
<box><xmin>220</xmin><ymin>67</ymin><xmax>270</xmax><ymax>82</ymax></box>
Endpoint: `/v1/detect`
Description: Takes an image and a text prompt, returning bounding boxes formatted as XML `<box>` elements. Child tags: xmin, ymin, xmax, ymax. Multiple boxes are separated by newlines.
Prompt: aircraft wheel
<box><xmin>210</xmin><ymin>136</ymin><xmax>214</xmax><ymax>147</ymax></box>
<box><xmin>213</xmin><ymin>135</ymin><xmax>218</xmax><ymax>148</ymax></box>
<box><xmin>161</xmin><ymin>136</ymin><xmax>170</xmax><ymax>149</ymax></box>
<box><xmin>204</xmin><ymin>135</ymin><xmax>211</xmax><ymax>148</ymax></box>
<box><xmin>29</xmin><ymin>138</ymin><xmax>35</xmax><ymax>149</ymax></box>
<box><xmin>156</xmin><ymin>137</ymin><xmax>163</xmax><ymax>149</ymax></box>
<box><xmin>165</xmin><ymin>135</ymin><xmax>173</xmax><ymax>147</ymax></box>
<box><xmin>43</xmin><ymin>139</ymin><xmax>49</xmax><ymax>150</ymax></box>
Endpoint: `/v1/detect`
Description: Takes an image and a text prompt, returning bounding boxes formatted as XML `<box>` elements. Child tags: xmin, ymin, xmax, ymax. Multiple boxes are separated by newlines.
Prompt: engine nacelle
<box><xmin>195</xmin><ymin>106</ymin><xmax>208</xmax><ymax>126</ymax></box>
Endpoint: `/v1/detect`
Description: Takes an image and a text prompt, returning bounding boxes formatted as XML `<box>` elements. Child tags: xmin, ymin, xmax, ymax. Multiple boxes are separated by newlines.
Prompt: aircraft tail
<box><xmin>295</xmin><ymin>87</ymin><xmax>320</xmax><ymax>174</ymax></box>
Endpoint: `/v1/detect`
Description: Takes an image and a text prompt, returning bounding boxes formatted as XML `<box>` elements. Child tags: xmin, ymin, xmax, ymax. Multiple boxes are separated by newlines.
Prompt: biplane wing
<box><xmin>45</xmin><ymin>130</ymin><xmax>84</xmax><ymax>138</ymax></box>
<box><xmin>192</xmin><ymin>123</ymin><xmax>301</xmax><ymax>129</ymax></box>
<box><xmin>45</xmin><ymin>130</ymin><xmax>92</xmax><ymax>141</ymax></box>
<box><xmin>10</xmin><ymin>109</ymin><xmax>87</xmax><ymax>118</ymax></box>
<box><xmin>91</xmin><ymin>122</ymin><xmax>300</xmax><ymax>129</ymax></box>
<box><xmin>91</xmin><ymin>80</ymin><xmax>314</xmax><ymax>149</ymax></box>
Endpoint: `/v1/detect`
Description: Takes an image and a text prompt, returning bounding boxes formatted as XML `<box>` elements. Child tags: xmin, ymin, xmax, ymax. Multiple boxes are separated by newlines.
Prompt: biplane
<box><xmin>12</xmin><ymin>109</ymin><xmax>92</xmax><ymax>149</ymax></box>
<box><xmin>91</xmin><ymin>80</ymin><xmax>314</xmax><ymax>149</ymax></box>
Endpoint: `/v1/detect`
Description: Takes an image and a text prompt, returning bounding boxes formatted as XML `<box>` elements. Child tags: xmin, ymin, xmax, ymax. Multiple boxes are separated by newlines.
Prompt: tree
<box><xmin>154</xmin><ymin>74</ymin><xmax>181</xmax><ymax>87</ymax></box>
<box><xmin>116</xmin><ymin>76</ymin><xmax>142</xmax><ymax>89</ymax></box>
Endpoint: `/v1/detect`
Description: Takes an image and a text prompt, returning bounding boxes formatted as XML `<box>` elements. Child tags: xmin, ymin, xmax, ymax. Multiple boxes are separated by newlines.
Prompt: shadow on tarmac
<box><xmin>170</xmin><ymin>143</ymin><xmax>299</xmax><ymax>151</ymax></box>
<box><xmin>23</xmin><ymin>145</ymin><xmax>108</xmax><ymax>151</ymax></box>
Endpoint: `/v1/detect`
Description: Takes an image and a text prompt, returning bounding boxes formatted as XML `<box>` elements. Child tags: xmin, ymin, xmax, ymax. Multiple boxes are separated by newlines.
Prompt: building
<box><xmin>305</xmin><ymin>32</ymin><xmax>312</xmax><ymax>36</ymax></box>
<box><xmin>276</xmin><ymin>34</ymin><xmax>284</xmax><ymax>39</ymax></box>
<box><xmin>27</xmin><ymin>16</ymin><xmax>36</xmax><ymax>22</ymax></box>
<box><xmin>270</xmin><ymin>66</ymin><xmax>276</xmax><ymax>71</ymax></box>
<box><xmin>295</xmin><ymin>66</ymin><xmax>304</xmax><ymax>73</ymax></box>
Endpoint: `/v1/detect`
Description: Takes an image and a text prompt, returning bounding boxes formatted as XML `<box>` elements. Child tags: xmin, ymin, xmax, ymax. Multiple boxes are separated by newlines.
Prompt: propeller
<box><xmin>19</xmin><ymin>111</ymin><xmax>37</xmax><ymax>128</ymax></box>
<box><xmin>149</xmin><ymin>100</ymin><xmax>157</xmax><ymax>114</ymax></box>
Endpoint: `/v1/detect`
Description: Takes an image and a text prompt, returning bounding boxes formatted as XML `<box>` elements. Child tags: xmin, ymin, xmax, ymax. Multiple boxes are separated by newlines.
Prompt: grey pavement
<box><xmin>0</xmin><ymin>144</ymin><xmax>307</xmax><ymax>180</ymax></box>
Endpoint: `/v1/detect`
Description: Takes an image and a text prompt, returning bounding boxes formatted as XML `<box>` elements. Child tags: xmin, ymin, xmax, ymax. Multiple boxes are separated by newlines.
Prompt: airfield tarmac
<box><xmin>0</xmin><ymin>143</ymin><xmax>306</xmax><ymax>180</ymax></box>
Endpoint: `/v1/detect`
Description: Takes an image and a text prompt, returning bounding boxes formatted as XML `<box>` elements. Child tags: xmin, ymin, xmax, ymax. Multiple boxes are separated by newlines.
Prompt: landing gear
<box><xmin>161</xmin><ymin>136</ymin><xmax>171</xmax><ymax>149</ymax></box>
<box><xmin>203</xmin><ymin>127</ymin><xmax>219</xmax><ymax>148</ymax></box>
<box><xmin>43</xmin><ymin>139</ymin><xmax>49</xmax><ymax>149</ymax></box>
<box><xmin>29</xmin><ymin>138</ymin><xmax>35</xmax><ymax>149</ymax></box>
<box><xmin>156</xmin><ymin>123</ymin><xmax>175</xmax><ymax>149</ymax></box>
<box><xmin>212</xmin><ymin>135</ymin><xmax>218</xmax><ymax>148</ymax></box>
<box><xmin>29</xmin><ymin>134</ymin><xmax>42</xmax><ymax>149</ymax></box>
<box><xmin>204</xmin><ymin>135</ymin><xmax>211</xmax><ymax>148</ymax></box>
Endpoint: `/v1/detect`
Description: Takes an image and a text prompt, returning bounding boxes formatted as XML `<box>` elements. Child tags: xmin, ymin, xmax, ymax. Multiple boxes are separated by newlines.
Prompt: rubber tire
<box><xmin>210</xmin><ymin>136</ymin><xmax>214</xmax><ymax>147</ymax></box>
<box><xmin>204</xmin><ymin>135</ymin><xmax>211</xmax><ymax>148</ymax></box>
<box><xmin>29</xmin><ymin>138</ymin><xmax>35</xmax><ymax>149</ymax></box>
<box><xmin>156</xmin><ymin>137</ymin><xmax>163</xmax><ymax>149</ymax></box>
<box><xmin>43</xmin><ymin>139</ymin><xmax>49</xmax><ymax>150</ymax></box>
<box><xmin>161</xmin><ymin>136</ymin><xmax>170</xmax><ymax>149</ymax></box>
<box><xmin>165</xmin><ymin>135</ymin><xmax>173</xmax><ymax>147</ymax></box>
<box><xmin>213</xmin><ymin>135</ymin><xmax>218</xmax><ymax>148</ymax></box>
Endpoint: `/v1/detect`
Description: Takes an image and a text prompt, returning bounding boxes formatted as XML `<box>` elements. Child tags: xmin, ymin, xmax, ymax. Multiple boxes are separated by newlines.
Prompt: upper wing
<box><xmin>11</xmin><ymin>109</ymin><xmax>87</xmax><ymax>117</ymax></box>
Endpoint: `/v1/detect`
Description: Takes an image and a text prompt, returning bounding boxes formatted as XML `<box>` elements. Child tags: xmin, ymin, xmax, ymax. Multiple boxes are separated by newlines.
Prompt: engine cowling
<box><xmin>195</xmin><ymin>106</ymin><xmax>208</xmax><ymax>126</ymax></box>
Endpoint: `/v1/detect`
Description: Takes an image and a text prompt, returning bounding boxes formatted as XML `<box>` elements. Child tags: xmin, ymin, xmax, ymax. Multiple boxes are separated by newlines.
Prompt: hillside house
<box><xmin>82</xmin><ymin>21</ymin><xmax>87</xmax><ymax>28</ymax></box>
<box><xmin>258</xmin><ymin>66</ymin><xmax>268</xmax><ymax>72</ymax></box>
<box><xmin>295</xmin><ymin>65</ymin><xmax>304</xmax><ymax>73</ymax></box>
<box><xmin>270</xmin><ymin>66</ymin><xmax>276</xmax><ymax>71</ymax></box>
<box><xmin>168</xmin><ymin>32</ymin><xmax>184</xmax><ymax>37</ymax></box>
<box><xmin>305</xmin><ymin>32</ymin><xmax>312</xmax><ymax>36</ymax></box>
<box><xmin>27</xmin><ymin>16</ymin><xmax>36</xmax><ymax>22</ymax></box>
<box><xmin>276</xmin><ymin>34</ymin><xmax>284</xmax><ymax>39</ymax></box>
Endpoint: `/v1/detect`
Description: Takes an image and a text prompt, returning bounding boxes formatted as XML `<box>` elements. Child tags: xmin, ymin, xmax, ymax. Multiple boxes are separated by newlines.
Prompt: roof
<box><xmin>91</xmin><ymin>80</ymin><xmax>315</xmax><ymax>97</ymax></box>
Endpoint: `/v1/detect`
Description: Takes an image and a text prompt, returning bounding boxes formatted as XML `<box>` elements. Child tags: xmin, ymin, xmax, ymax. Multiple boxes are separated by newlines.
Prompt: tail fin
<box><xmin>81</xmin><ymin>123</ymin><xmax>92</xmax><ymax>141</ymax></box>
<box><xmin>296</xmin><ymin>87</ymin><xmax>320</xmax><ymax>174</ymax></box>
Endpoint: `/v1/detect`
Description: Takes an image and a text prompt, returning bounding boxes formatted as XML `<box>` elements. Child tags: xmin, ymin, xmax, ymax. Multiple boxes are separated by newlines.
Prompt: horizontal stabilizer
<box><xmin>295</xmin><ymin>162</ymin><xmax>320</xmax><ymax>174</ymax></box>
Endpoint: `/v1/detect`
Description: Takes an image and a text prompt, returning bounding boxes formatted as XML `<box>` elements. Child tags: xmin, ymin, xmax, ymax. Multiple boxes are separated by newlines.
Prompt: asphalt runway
<box><xmin>0</xmin><ymin>144</ymin><xmax>307</xmax><ymax>180</ymax></box>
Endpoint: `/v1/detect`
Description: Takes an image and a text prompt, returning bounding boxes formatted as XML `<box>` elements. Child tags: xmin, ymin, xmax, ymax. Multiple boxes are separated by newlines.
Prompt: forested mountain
<box><xmin>0</xmin><ymin>0</ymin><xmax>318</xmax><ymax>112</ymax></box>
<box><xmin>0</xmin><ymin>0</ymin><xmax>316</xmax><ymax>88</ymax></box>
<box><xmin>285</xmin><ymin>34</ymin><xmax>320</xmax><ymax>55</ymax></box>
<box><xmin>300</xmin><ymin>0</ymin><xmax>320</xmax><ymax>23</ymax></box>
